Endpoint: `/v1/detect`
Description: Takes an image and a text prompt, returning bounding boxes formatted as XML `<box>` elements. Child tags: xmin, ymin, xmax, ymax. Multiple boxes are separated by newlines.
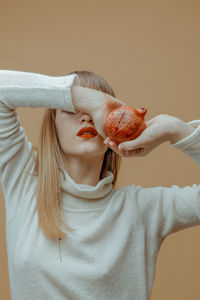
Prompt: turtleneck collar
<box><xmin>60</xmin><ymin>167</ymin><xmax>114</xmax><ymax>211</ymax></box>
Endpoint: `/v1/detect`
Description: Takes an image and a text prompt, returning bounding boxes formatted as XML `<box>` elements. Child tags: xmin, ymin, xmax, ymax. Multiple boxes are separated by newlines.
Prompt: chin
<box><xmin>79</xmin><ymin>146</ymin><xmax>106</xmax><ymax>156</ymax></box>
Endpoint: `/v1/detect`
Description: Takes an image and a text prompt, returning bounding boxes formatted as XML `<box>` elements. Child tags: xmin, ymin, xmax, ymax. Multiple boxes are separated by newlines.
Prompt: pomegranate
<box><xmin>105</xmin><ymin>105</ymin><xmax>147</xmax><ymax>145</ymax></box>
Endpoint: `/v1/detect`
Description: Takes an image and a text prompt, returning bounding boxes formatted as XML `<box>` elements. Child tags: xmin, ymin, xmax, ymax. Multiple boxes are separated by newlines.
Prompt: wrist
<box><xmin>167</xmin><ymin>116</ymin><xmax>196</xmax><ymax>144</ymax></box>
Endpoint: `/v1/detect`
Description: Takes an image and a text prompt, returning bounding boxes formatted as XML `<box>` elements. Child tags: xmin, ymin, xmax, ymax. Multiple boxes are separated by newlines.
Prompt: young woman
<box><xmin>0</xmin><ymin>69</ymin><xmax>199</xmax><ymax>300</ymax></box>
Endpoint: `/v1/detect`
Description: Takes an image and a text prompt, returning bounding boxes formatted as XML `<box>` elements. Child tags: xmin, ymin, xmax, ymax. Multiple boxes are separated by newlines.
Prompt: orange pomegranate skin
<box><xmin>105</xmin><ymin>105</ymin><xmax>147</xmax><ymax>145</ymax></box>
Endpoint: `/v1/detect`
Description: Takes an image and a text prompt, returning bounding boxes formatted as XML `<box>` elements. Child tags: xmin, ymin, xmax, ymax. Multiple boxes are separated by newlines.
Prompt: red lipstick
<box><xmin>77</xmin><ymin>126</ymin><xmax>98</xmax><ymax>139</ymax></box>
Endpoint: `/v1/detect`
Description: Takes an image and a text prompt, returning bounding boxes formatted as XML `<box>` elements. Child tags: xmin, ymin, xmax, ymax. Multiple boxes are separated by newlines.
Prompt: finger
<box><xmin>104</xmin><ymin>137</ymin><xmax>111</xmax><ymax>144</ymax></box>
<box><xmin>110</xmin><ymin>142</ymin><xmax>141</xmax><ymax>158</ymax></box>
<box><xmin>107</xmin><ymin>99</ymin><xmax>126</xmax><ymax>111</ymax></box>
<box><xmin>127</xmin><ymin>148</ymin><xmax>144</xmax><ymax>157</ymax></box>
<box><xmin>133</xmin><ymin>147</ymin><xmax>145</xmax><ymax>155</ymax></box>
<box><xmin>108</xmin><ymin>141</ymin><xmax>124</xmax><ymax>155</ymax></box>
<box><xmin>145</xmin><ymin>119</ymin><xmax>155</xmax><ymax>127</ymax></box>
<box><xmin>104</xmin><ymin>137</ymin><xmax>111</xmax><ymax>146</ymax></box>
<box><xmin>104</xmin><ymin>138</ymin><xmax>126</xmax><ymax>156</ymax></box>
<box><xmin>105</xmin><ymin>139</ymin><xmax>146</xmax><ymax>158</ymax></box>
<box><xmin>118</xmin><ymin>139</ymin><xmax>141</xmax><ymax>151</ymax></box>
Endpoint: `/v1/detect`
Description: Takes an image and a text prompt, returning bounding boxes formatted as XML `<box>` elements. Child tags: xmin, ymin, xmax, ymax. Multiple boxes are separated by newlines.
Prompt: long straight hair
<box><xmin>30</xmin><ymin>71</ymin><xmax>122</xmax><ymax>240</ymax></box>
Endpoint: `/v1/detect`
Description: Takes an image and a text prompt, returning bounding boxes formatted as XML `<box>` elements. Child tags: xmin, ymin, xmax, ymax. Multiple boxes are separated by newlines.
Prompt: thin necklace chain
<box><xmin>58</xmin><ymin>238</ymin><xmax>62</xmax><ymax>262</ymax></box>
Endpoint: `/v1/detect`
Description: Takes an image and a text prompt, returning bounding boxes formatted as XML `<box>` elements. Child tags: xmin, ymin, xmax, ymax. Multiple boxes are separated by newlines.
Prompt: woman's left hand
<box><xmin>104</xmin><ymin>114</ymin><xmax>188</xmax><ymax>158</ymax></box>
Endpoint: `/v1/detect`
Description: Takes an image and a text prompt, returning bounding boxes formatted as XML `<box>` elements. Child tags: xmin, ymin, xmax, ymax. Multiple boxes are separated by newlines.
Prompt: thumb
<box><xmin>118</xmin><ymin>136</ymin><xmax>144</xmax><ymax>151</ymax></box>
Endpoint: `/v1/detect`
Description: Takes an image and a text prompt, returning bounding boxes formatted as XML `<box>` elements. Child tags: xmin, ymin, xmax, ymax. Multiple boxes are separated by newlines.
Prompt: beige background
<box><xmin>0</xmin><ymin>0</ymin><xmax>200</xmax><ymax>299</ymax></box>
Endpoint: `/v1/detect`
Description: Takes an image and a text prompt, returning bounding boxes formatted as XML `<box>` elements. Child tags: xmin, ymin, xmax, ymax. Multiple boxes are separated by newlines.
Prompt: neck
<box><xmin>61</xmin><ymin>152</ymin><xmax>105</xmax><ymax>186</ymax></box>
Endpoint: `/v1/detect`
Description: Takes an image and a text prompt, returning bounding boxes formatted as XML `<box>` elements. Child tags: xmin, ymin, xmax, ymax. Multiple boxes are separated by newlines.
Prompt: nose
<box><xmin>80</xmin><ymin>113</ymin><xmax>94</xmax><ymax>125</ymax></box>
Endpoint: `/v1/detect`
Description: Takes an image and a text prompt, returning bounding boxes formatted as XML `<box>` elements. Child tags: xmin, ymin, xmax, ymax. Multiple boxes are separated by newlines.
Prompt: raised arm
<box><xmin>0</xmin><ymin>69</ymin><xmax>126</xmax><ymax>220</ymax></box>
<box><xmin>0</xmin><ymin>69</ymin><xmax>81</xmax><ymax>169</ymax></box>
<box><xmin>0</xmin><ymin>69</ymin><xmax>80</xmax><ymax>220</ymax></box>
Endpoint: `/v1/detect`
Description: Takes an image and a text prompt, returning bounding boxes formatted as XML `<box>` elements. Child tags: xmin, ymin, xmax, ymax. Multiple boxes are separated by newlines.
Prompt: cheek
<box><xmin>58</xmin><ymin>129</ymin><xmax>74</xmax><ymax>148</ymax></box>
<box><xmin>56</xmin><ymin>116</ymin><xmax>74</xmax><ymax>137</ymax></box>
<box><xmin>55</xmin><ymin>122</ymin><xmax>74</xmax><ymax>147</ymax></box>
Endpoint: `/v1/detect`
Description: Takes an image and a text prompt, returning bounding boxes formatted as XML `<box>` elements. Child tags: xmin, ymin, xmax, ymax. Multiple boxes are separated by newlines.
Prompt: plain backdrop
<box><xmin>0</xmin><ymin>0</ymin><xmax>200</xmax><ymax>299</ymax></box>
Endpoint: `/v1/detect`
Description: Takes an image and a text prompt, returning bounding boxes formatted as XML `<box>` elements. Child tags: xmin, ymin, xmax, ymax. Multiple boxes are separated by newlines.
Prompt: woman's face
<box><xmin>55</xmin><ymin>109</ymin><xmax>108</xmax><ymax>158</ymax></box>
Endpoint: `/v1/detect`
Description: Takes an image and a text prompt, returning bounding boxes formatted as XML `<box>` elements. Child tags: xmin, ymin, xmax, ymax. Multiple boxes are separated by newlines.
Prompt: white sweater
<box><xmin>0</xmin><ymin>70</ymin><xmax>200</xmax><ymax>300</ymax></box>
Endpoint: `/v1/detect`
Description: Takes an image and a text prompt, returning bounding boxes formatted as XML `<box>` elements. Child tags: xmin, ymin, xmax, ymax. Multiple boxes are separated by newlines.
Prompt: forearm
<box><xmin>71</xmin><ymin>85</ymin><xmax>105</xmax><ymax>114</ymax></box>
<box><xmin>168</xmin><ymin>117</ymin><xmax>196</xmax><ymax>144</ymax></box>
<box><xmin>0</xmin><ymin>70</ymin><xmax>78</xmax><ymax>112</ymax></box>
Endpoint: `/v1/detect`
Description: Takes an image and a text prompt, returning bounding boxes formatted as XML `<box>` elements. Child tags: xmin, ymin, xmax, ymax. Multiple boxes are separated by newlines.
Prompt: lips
<box><xmin>77</xmin><ymin>126</ymin><xmax>98</xmax><ymax>137</ymax></box>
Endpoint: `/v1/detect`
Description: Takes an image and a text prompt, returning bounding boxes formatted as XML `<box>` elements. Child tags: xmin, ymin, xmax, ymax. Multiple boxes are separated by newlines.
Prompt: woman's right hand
<box><xmin>90</xmin><ymin>92</ymin><xmax>126</xmax><ymax>139</ymax></box>
<box><xmin>72</xmin><ymin>85</ymin><xmax>126</xmax><ymax>139</ymax></box>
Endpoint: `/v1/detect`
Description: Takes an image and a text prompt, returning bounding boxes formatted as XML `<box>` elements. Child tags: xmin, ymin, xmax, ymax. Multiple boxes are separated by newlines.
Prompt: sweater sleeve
<box><xmin>0</xmin><ymin>69</ymin><xmax>80</xmax><ymax>219</ymax></box>
<box><xmin>130</xmin><ymin>120</ymin><xmax>200</xmax><ymax>241</ymax></box>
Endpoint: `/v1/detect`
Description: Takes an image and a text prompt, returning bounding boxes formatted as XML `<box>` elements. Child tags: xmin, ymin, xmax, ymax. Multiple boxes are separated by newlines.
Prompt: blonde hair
<box><xmin>30</xmin><ymin>71</ymin><xmax>122</xmax><ymax>240</ymax></box>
